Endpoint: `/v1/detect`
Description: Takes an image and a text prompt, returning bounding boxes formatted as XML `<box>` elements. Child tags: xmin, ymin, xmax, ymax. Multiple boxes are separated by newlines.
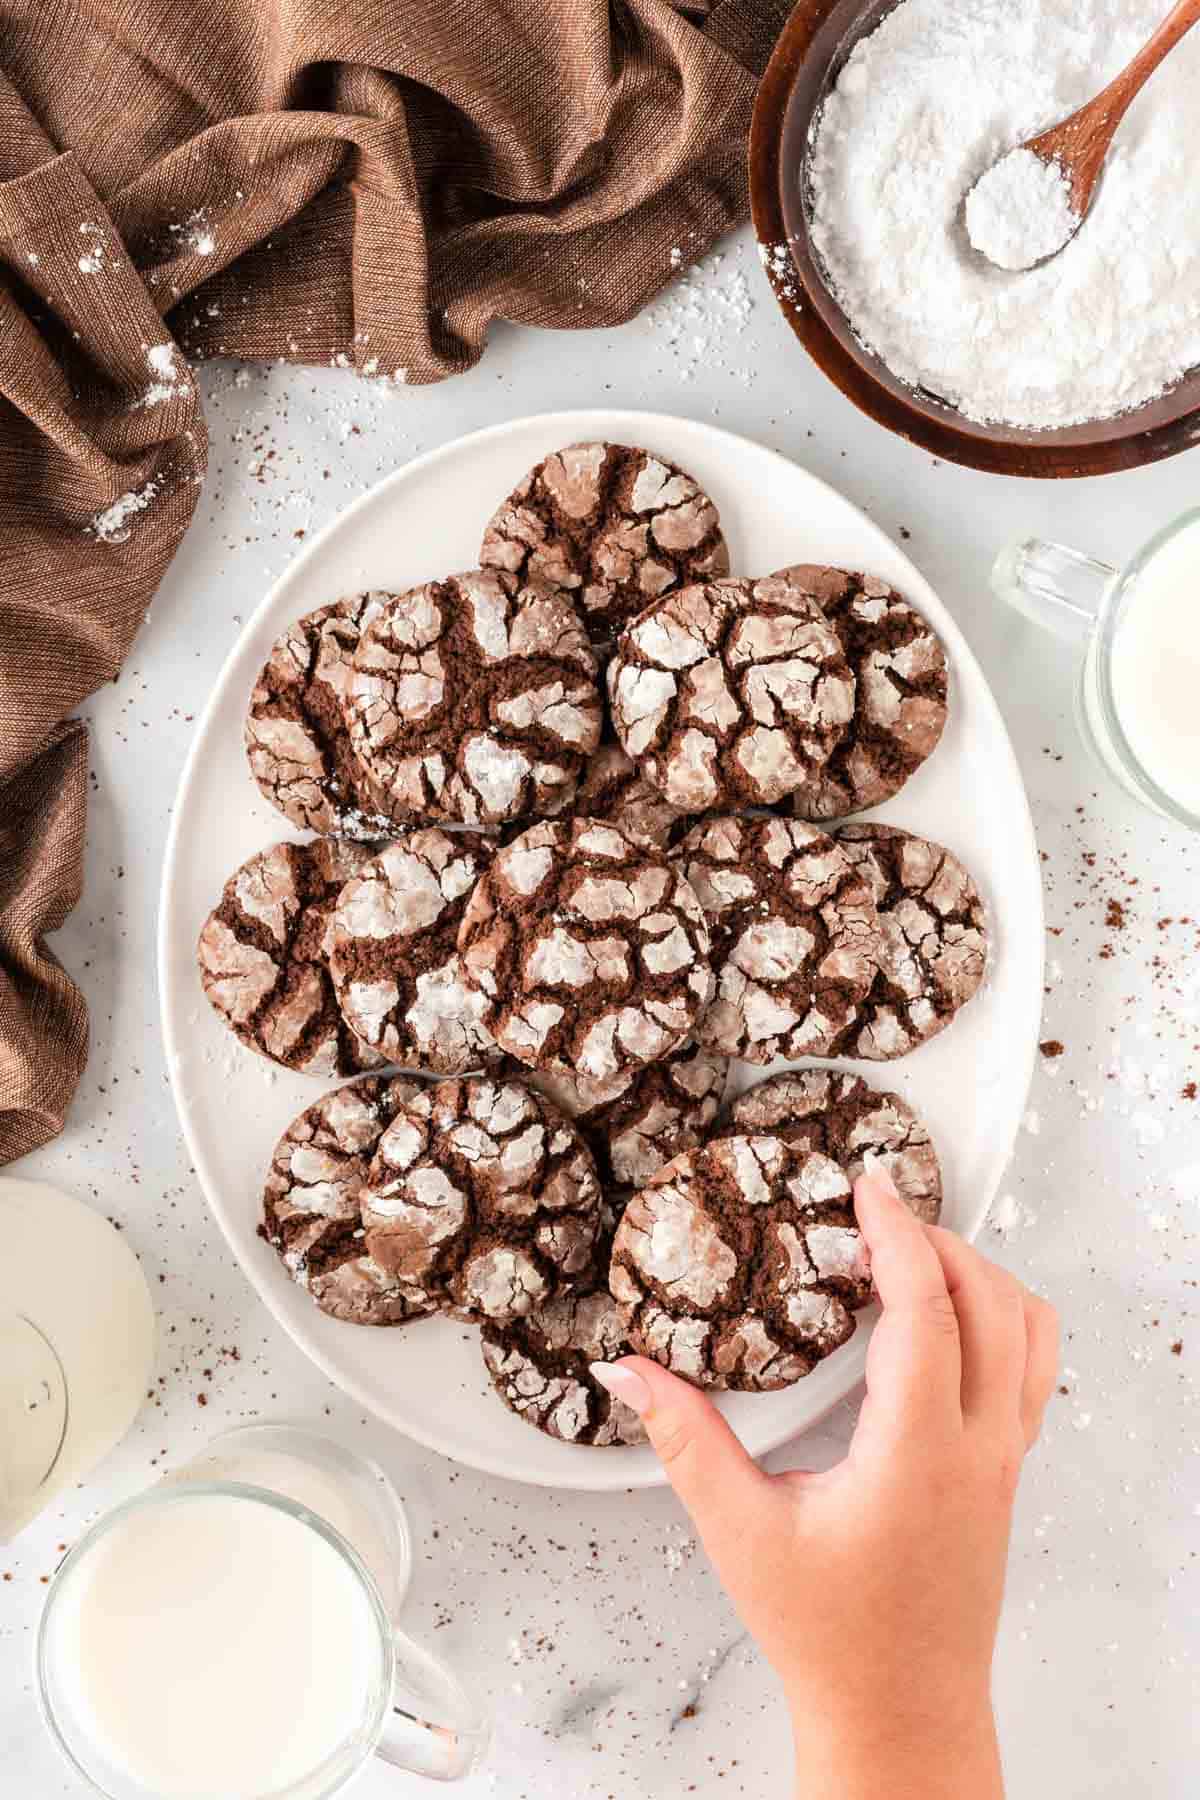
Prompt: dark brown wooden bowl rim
<box><xmin>748</xmin><ymin>0</ymin><xmax>1200</xmax><ymax>479</ymax></box>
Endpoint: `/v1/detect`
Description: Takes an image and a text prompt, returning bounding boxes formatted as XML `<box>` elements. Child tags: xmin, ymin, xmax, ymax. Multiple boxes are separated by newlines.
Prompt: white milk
<box><xmin>0</xmin><ymin>1178</ymin><xmax>154</xmax><ymax>1541</ymax></box>
<box><xmin>1110</xmin><ymin>520</ymin><xmax>1200</xmax><ymax>818</ymax></box>
<box><xmin>45</xmin><ymin>1492</ymin><xmax>384</xmax><ymax>1799</ymax></box>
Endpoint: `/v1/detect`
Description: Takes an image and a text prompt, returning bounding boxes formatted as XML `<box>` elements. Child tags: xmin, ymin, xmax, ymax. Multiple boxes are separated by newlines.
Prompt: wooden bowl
<box><xmin>749</xmin><ymin>0</ymin><xmax>1200</xmax><ymax>478</ymax></box>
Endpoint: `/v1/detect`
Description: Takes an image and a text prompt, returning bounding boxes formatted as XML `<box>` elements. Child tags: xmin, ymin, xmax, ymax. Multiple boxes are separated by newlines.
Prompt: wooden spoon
<box><xmin>967</xmin><ymin>0</ymin><xmax>1200</xmax><ymax>269</ymax></box>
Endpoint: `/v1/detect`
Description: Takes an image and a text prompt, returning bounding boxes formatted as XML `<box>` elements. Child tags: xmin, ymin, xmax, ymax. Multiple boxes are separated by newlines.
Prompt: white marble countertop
<box><xmin>3</xmin><ymin>227</ymin><xmax>1199</xmax><ymax>1798</ymax></box>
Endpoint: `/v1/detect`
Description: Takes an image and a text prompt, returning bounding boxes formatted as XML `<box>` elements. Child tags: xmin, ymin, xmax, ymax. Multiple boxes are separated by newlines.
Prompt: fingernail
<box><xmin>859</xmin><ymin>1160</ymin><xmax>900</xmax><ymax>1201</ymax></box>
<box><xmin>590</xmin><ymin>1360</ymin><xmax>653</xmax><ymax>1417</ymax></box>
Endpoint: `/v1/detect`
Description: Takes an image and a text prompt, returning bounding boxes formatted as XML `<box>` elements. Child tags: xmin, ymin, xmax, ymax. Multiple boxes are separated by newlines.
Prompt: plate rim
<box><xmin>159</xmin><ymin>406</ymin><xmax>1044</xmax><ymax>1491</ymax></box>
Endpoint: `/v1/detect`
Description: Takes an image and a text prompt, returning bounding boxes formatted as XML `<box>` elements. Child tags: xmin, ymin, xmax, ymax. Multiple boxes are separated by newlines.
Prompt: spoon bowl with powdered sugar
<box><xmin>965</xmin><ymin>0</ymin><xmax>1200</xmax><ymax>270</ymax></box>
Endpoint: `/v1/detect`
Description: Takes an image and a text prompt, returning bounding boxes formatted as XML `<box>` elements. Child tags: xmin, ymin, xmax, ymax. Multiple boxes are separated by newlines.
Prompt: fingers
<box><xmin>925</xmin><ymin>1226</ymin><xmax>1028</xmax><ymax>1432</ymax></box>
<box><xmin>1020</xmin><ymin>1291</ymin><xmax>1059</xmax><ymax>1447</ymax></box>
<box><xmin>853</xmin><ymin>1171</ymin><xmax>963</xmax><ymax>1440</ymax></box>
<box><xmin>924</xmin><ymin>1226</ymin><xmax>1059</xmax><ymax>1450</ymax></box>
<box><xmin>591</xmin><ymin>1357</ymin><xmax>770</xmax><ymax>1559</ymax></box>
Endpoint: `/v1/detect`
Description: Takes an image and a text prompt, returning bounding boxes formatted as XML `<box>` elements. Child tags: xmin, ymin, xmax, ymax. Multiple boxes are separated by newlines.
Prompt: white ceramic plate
<box><xmin>160</xmin><ymin>409</ymin><xmax>1043</xmax><ymax>1492</ymax></box>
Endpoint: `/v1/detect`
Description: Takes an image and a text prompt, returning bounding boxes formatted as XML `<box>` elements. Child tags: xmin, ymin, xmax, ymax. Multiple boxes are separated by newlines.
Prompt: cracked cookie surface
<box><xmin>345</xmin><ymin>569</ymin><xmax>602</xmax><ymax>828</ymax></box>
<box><xmin>834</xmin><ymin>823</ymin><xmax>989</xmax><ymax>1059</ymax></box>
<box><xmin>261</xmin><ymin>1074</ymin><xmax>433</xmax><ymax>1325</ymax></box>
<box><xmin>772</xmin><ymin>565</ymin><xmax>948</xmax><ymax>821</ymax></box>
<box><xmin>675</xmin><ymin>814</ymin><xmax>879</xmax><ymax>1063</ymax></box>
<box><xmin>244</xmin><ymin>593</ymin><xmax>395</xmax><ymax>838</ymax></box>
<box><xmin>457</xmin><ymin>819</ymin><xmax>713</xmax><ymax>1079</ymax></box>
<box><xmin>721</xmin><ymin>1069</ymin><xmax>941</xmax><ymax>1222</ymax></box>
<box><xmin>197</xmin><ymin>839</ymin><xmax>384</xmax><ymax>1076</ymax></box>
<box><xmin>571</xmin><ymin>743</ymin><xmax>688</xmax><ymax>851</ymax></box>
<box><xmin>328</xmin><ymin>829</ymin><xmax>497</xmax><ymax>1073</ymax></box>
<box><xmin>481</xmin><ymin>1280</ymin><xmax>647</xmax><ymax>1446</ymax></box>
<box><xmin>609</xmin><ymin>1135</ymin><xmax>873</xmax><ymax>1391</ymax></box>
<box><xmin>479</xmin><ymin>441</ymin><xmax>728</xmax><ymax>644</ymax></box>
<box><xmin>607</xmin><ymin>572</ymin><xmax>856</xmax><ymax>811</ymax></box>
<box><xmin>525</xmin><ymin>1041</ymin><xmax>728</xmax><ymax>1197</ymax></box>
<box><xmin>360</xmin><ymin>1077</ymin><xmax>604</xmax><ymax>1325</ymax></box>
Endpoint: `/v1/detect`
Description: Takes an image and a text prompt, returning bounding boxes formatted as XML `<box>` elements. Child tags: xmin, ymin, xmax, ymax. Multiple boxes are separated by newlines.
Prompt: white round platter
<box><xmin>160</xmin><ymin>409</ymin><xmax>1043</xmax><ymax>1491</ymax></box>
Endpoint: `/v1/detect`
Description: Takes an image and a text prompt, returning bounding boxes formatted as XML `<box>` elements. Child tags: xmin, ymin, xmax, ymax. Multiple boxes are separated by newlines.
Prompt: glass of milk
<box><xmin>992</xmin><ymin>511</ymin><xmax>1200</xmax><ymax>829</ymax></box>
<box><xmin>36</xmin><ymin>1425</ymin><xmax>488</xmax><ymax>1795</ymax></box>
<box><xmin>1</xmin><ymin>1178</ymin><xmax>155</xmax><ymax>1543</ymax></box>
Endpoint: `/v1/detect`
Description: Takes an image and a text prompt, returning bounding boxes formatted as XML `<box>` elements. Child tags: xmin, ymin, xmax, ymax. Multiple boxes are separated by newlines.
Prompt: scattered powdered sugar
<box><xmin>134</xmin><ymin>342</ymin><xmax>186</xmax><ymax>408</ymax></box>
<box><xmin>965</xmin><ymin>148</ymin><xmax>1078</xmax><ymax>271</ymax></box>
<box><xmin>644</xmin><ymin>251</ymin><xmax>756</xmax><ymax>384</ymax></box>
<box><xmin>89</xmin><ymin>480</ymin><xmax>159</xmax><ymax>544</ymax></box>
<box><xmin>170</xmin><ymin>211</ymin><xmax>216</xmax><ymax>257</ymax></box>
<box><xmin>807</xmin><ymin>0</ymin><xmax>1200</xmax><ymax>427</ymax></box>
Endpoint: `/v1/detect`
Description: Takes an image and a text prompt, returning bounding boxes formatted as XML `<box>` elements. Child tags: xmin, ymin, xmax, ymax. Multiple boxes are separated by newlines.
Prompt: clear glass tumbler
<box><xmin>37</xmin><ymin>1425</ymin><xmax>488</xmax><ymax>1795</ymax></box>
<box><xmin>991</xmin><ymin>509</ymin><xmax>1200</xmax><ymax>832</ymax></box>
<box><xmin>1</xmin><ymin>1177</ymin><xmax>155</xmax><ymax>1543</ymax></box>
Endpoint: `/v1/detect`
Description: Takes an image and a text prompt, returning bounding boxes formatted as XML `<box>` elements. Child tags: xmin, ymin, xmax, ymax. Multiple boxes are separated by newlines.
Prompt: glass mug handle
<box><xmin>377</xmin><ymin>1625</ymin><xmax>490</xmax><ymax>1781</ymax></box>
<box><xmin>991</xmin><ymin>538</ymin><xmax>1118</xmax><ymax>643</ymax></box>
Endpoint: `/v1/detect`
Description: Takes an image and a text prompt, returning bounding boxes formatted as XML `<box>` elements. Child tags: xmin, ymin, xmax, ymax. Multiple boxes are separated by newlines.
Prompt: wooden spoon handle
<box><xmin>1029</xmin><ymin>0</ymin><xmax>1200</xmax><ymax>212</ymax></box>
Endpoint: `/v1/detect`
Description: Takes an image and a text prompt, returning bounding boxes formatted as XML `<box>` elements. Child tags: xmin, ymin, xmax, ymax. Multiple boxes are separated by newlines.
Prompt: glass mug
<box><xmin>38</xmin><ymin>1426</ymin><xmax>488</xmax><ymax>1797</ymax></box>
<box><xmin>992</xmin><ymin>508</ymin><xmax>1200</xmax><ymax>833</ymax></box>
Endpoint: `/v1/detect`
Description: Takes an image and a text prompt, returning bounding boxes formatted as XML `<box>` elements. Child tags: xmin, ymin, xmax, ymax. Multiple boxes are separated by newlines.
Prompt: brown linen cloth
<box><xmin>0</xmin><ymin>0</ymin><xmax>789</xmax><ymax>1163</ymax></box>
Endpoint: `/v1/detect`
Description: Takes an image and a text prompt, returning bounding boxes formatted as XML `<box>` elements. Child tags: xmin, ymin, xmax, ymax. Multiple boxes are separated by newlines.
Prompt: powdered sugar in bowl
<box><xmin>750</xmin><ymin>0</ymin><xmax>1200</xmax><ymax>477</ymax></box>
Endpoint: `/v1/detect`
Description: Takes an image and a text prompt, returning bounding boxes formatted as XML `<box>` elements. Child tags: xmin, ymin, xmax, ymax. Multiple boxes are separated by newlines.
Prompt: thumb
<box><xmin>591</xmin><ymin>1356</ymin><xmax>768</xmax><ymax>1552</ymax></box>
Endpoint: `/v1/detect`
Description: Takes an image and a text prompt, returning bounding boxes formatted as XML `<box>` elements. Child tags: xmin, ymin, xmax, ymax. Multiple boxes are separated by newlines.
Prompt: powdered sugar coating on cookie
<box><xmin>328</xmin><ymin>829</ymin><xmax>497</xmax><ymax>1073</ymax></box>
<box><xmin>244</xmin><ymin>593</ymin><xmax>396</xmax><ymax>838</ymax></box>
<box><xmin>360</xmin><ymin>1077</ymin><xmax>603</xmax><ymax>1325</ymax></box>
<box><xmin>772</xmin><ymin>565</ymin><xmax>948</xmax><ymax>820</ymax></box>
<box><xmin>197</xmin><ymin>839</ymin><xmax>385</xmax><ymax>1076</ymax></box>
<box><xmin>344</xmin><ymin>570</ymin><xmax>602</xmax><ymax>827</ymax></box>
<box><xmin>675</xmin><ymin>814</ymin><xmax>879</xmax><ymax>1063</ymax></box>
<box><xmin>261</xmin><ymin>1074</ymin><xmax>433</xmax><ymax>1325</ymax></box>
<box><xmin>479</xmin><ymin>442</ymin><xmax>729</xmax><ymax>642</ymax></box>
<box><xmin>834</xmin><ymin>823</ymin><xmax>989</xmax><ymax>1059</ymax></box>
<box><xmin>457</xmin><ymin>818</ymin><xmax>713</xmax><ymax>1080</ymax></box>
<box><xmin>607</xmin><ymin>572</ymin><xmax>856</xmax><ymax>811</ymax></box>
<box><xmin>526</xmin><ymin>1040</ymin><xmax>728</xmax><ymax>1194</ymax></box>
<box><xmin>609</xmin><ymin>1135</ymin><xmax>872</xmax><ymax>1391</ymax></box>
<box><xmin>722</xmin><ymin>1069</ymin><xmax>942</xmax><ymax>1222</ymax></box>
<box><xmin>480</xmin><ymin>1286</ymin><xmax>647</xmax><ymax>1446</ymax></box>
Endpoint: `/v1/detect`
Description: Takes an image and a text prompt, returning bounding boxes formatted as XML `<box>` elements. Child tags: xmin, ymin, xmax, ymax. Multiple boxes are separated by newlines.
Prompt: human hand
<box><xmin>592</xmin><ymin>1170</ymin><xmax>1058</xmax><ymax>1800</ymax></box>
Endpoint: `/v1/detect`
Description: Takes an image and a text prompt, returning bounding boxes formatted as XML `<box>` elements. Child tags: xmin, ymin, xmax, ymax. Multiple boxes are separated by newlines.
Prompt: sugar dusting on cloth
<box><xmin>808</xmin><ymin>0</ymin><xmax>1200</xmax><ymax>428</ymax></box>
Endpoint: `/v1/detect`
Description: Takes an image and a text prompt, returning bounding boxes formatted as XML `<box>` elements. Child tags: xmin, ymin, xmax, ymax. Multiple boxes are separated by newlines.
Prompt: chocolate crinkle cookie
<box><xmin>344</xmin><ymin>569</ymin><xmax>602</xmax><ymax>828</ymax></box>
<box><xmin>260</xmin><ymin>1074</ymin><xmax>433</xmax><ymax>1325</ymax></box>
<box><xmin>328</xmin><ymin>829</ymin><xmax>497</xmax><ymax>1073</ymax></box>
<box><xmin>834</xmin><ymin>823</ymin><xmax>989</xmax><ymax>1059</ymax></box>
<box><xmin>359</xmin><ymin>1077</ymin><xmax>604</xmax><ymax>1326</ymax></box>
<box><xmin>244</xmin><ymin>593</ymin><xmax>396</xmax><ymax>839</ymax></box>
<box><xmin>479</xmin><ymin>442</ymin><xmax>729</xmax><ymax>643</ymax></box>
<box><xmin>481</xmin><ymin>1283</ymin><xmax>647</xmax><ymax>1447</ymax></box>
<box><xmin>720</xmin><ymin>1069</ymin><xmax>942</xmax><ymax>1223</ymax></box>
<box><xmin>675</xmin><ymin>814</ymin><xmax>879</xmax><ymax>1063</ymax></box>
<box><xmin>772</xmin><ymin>565</ymin><xmax>949</xmax><ymax>820</ymax></box>
<box><xmin>610</xmin><ymin>1135</ymin><xmax>874</xmax><ymax>1391</ymax></box>
<box><xmin>571</xmin><ymin>743</ymin><xmax>688</xmax><ymax>851</ymax></box>
<box><xmin>525</xmin><ymin>1040</ymin><xmax>729</xmax><ymax>1196</ymax></box>
<box><xmin>606</xmin><ymin>572</ymin><xmax>856</xmax><ymax>812</ymax></box>
<box><xmin>197</xmin><ymin>839</ymin><xmax>385</xmax><ymax>1076</ymax></box>
<box><xmin>456</xmin><ymin>818</ymin><xmax>713</xmax><ymax>1080</ymax></box>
